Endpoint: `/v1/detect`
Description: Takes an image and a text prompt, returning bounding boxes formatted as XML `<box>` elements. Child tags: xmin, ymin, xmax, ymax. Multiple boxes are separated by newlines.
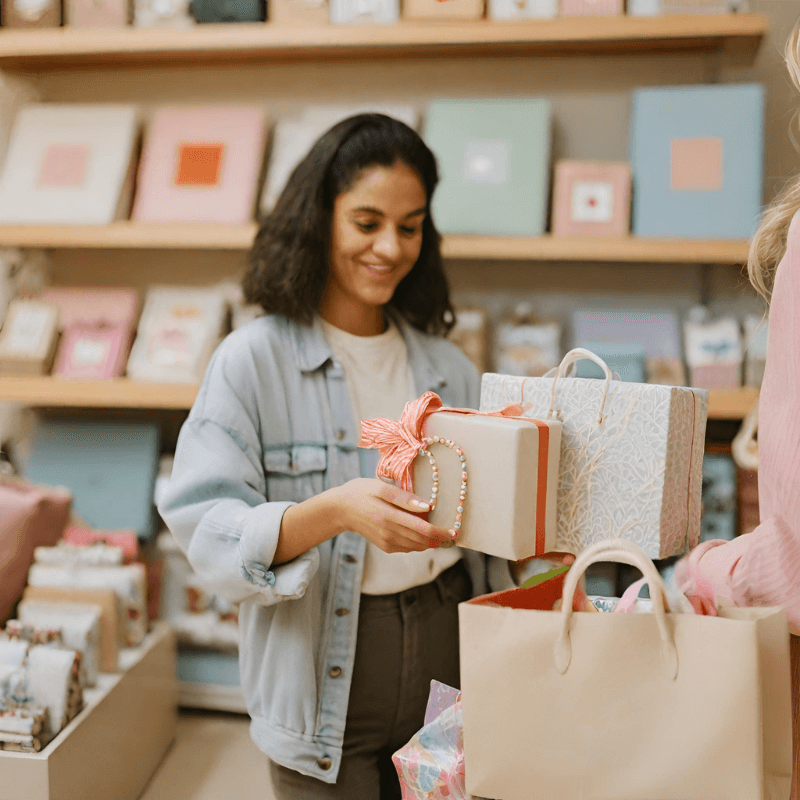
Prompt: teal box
<box><xmin>630</xmin><ymin>84</ymin><xmax>765</xmax><ymax>239</ymax></box>
<box><xmin>424</xmin><ymin>99</ymin><xmax>551</xmax><ymax>236</ymax></box>
<box><xmin>576</xmin><ymin>343</ymin><xmax>646</xmax><ymax>383</ymax></box>
<box><xmin>25</xmin><ymin>419</ymin><xmax>160</xmax><ymax>540</ymax></box>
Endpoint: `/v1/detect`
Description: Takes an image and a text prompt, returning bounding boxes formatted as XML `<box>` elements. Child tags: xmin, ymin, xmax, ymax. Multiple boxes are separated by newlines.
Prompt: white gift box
<box><xmin>329</xmin><ymin>0</ymin><xmax>398</xmax><ymax>24</ymax></box>
<box><xmin>684</xmin><ymin>316</ymin><xmax>743</xmax><ymax>389</ymax></box>
<box><xmin>412</xmin><ymin>410</ymin><xmax>561</xmax><ymax>561</ymax></box>
<box><xmin>480</xmin><ymin>348</ymin><xmax>708</xmax><ymax>558</ymax></box>
<box><xmin>487</xmin><ymin>0</ymin><xmax>555</xmax><ymax>19</ymax></box>
<box><xmin>18</xmin><ymin>601</ymin><xmax>103</xmax><ymax>687</ymax></box>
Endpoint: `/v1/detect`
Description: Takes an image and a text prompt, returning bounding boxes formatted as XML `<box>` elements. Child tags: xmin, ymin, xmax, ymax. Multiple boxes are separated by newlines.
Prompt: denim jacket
<box><xmin>158</xmin><ymin>312</ymin><xmax>512</xmax><ymax>783</ymax></box>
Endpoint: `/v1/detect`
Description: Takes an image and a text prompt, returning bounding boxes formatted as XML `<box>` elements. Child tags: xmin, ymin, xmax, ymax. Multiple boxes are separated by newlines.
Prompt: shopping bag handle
<box><xmin>554</xmin><ymin>539</ymin><xmax>678</xmax><ymax>680</ymax></box>
<box><xmin>548</xmin><ymin>348</ymin><xmax>614</xmax><ymax>425</ymax></box>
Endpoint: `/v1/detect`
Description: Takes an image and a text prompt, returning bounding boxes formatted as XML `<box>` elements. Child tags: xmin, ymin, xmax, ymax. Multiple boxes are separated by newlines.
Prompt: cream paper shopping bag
<box><xmin>459</xmin><ymin>539</ymin><xmax>793</xmax><ymax>800</ymax></box>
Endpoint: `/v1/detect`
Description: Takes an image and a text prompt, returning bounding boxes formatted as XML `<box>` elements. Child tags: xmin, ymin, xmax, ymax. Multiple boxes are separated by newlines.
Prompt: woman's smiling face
<box><xmin>322</xmin><ymin>159</ymin><xmax>427</xmax><ymax>334</ymax></box>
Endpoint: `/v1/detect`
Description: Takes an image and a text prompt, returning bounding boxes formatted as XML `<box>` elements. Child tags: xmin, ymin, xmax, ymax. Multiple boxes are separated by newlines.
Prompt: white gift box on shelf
<box><xmin>413</xmin><ymin>411</ymin><xmax>561</xmax><ymax>561</ymax></box>
<box><xmin>18</xmin><ymin>601</ymin><xmax>103</xmax><ymax>688</ymax></box>
<box><xmin>684</xmin><ymin>316</ymin><xmax>743</xmax><ymax>389</ymax></box>
<box><xmin>627</xmin><ymin>0</ymin><xmax>661</xmax><ymax>14</ymax></box>
<box><xmin>487</xmin><ymin>0</ymin><xmax>555</xmax><ymax>19</ymax></box>
<box><xmin>480</xmin><ymin>348</ymin><xmax>708</xmax><ymax>559</ymax></box>
<box><xmin>126</xmin><ymin>286</ymin><xmax>227</xmax><ymax>384</ymax></box>
<box><xmin>329</xmin><ymin>0</ymin><xmax>398</xmax><ymax>24</ymax></box>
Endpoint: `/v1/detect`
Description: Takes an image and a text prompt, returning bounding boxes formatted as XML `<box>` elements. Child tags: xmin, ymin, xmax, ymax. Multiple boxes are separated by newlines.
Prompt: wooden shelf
<box><xmin>707</xmin><ymin>387</ymin><xmax>759</xmax><ymax>420</ymax></box>
<box><xmin>0</xmin><ymin>375</ymin><xmax>759</xmax><ymax>418</ymax></box>
<box><xmin>0</xmin><ymin>376</ymin><xmax>199</xmax><ymax>409</ymax></box>
<box><xmin>0</xmin><ymin>14</ymin><xmax>768</xmax><ymax>71</ymax></box>
<box><xmin>0</xmin><ymin>223</ymin><xmax>750</xmax><ymax>264</ymax></box>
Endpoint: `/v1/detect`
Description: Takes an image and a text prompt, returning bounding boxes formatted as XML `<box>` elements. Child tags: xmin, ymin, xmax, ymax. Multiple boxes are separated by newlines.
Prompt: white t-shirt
<box><xmin>321</xmin><ymin>317</ymin><xmax>462</xmax><ymax>595</ymax></box>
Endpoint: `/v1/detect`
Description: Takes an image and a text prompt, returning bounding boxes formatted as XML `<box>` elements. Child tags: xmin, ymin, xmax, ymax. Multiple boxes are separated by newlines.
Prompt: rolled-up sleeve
<box><xmin>157</xmin><ymin>346</ymin><xmax>319</xmax><ymax>607</ymax></box>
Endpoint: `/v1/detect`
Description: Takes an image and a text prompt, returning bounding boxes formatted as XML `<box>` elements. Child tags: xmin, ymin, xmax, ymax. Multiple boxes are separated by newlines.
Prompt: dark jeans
<box><xmin>269</xmin><ymin>559</ymin><xmax>472</xmax><ymax>800</ymax></box>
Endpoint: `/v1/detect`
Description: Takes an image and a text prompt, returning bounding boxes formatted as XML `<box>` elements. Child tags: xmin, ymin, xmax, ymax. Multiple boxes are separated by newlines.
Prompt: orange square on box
<box><xmin>175</xmin><ymin>143</ymin><xmax>224</xmax><ymax>187</ymax></box>
<box><xmin>670</xmin><ymin>137</ymin><xmax>723</xmax><ymax>192</ymax></box>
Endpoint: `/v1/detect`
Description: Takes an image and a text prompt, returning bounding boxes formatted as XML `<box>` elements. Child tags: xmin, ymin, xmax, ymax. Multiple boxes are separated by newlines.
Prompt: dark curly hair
<box><xmin>243</xmin><ymin>113</ymin><xmax>454</xmax><ymax>336</ymax></box>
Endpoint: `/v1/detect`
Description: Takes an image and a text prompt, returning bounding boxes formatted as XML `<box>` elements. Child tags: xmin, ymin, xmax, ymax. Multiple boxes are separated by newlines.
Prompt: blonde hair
<box><xmin>748</xmin><ymin>17</ymin><xmax>800</xmax><ymax>303</ymax></box>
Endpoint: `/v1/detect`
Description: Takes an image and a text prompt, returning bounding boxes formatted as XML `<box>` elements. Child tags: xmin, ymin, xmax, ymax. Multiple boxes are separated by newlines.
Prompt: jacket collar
<box><xmin>288</xmin><ymin>311</ymin><xmax>446</xmax><ymax>394</ymax></box>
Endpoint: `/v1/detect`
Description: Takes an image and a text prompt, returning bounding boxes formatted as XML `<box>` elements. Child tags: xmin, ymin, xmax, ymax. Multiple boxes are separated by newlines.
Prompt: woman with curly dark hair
<box><xmin>160</xmin><ymin>113</ymin><xmax>495</xmax><ymax>799</ymax></box>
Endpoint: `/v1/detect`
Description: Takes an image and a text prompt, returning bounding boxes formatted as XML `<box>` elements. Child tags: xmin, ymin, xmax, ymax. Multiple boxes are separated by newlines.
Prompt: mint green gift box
<box><xmin>424</xmin><ymin>99</ymin><xmax>552</xmax><ymax>236</ymax></box>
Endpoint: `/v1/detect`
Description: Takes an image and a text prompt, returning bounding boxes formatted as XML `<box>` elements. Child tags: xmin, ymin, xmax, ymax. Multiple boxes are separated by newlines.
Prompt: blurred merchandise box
<box><xmin>40</xmin><ymin>287</ymin><xmax>139</xmax><ymax>380</ymax></box>
<box><xmin>425</xmin><ymin>99</ymin><xmax>551</xmax><ymax>236</ymax></box>
<box><xmin>662</xmin><ymin>0</ymin><xmax>747</xmax><ymax>12</ymax></box>
<box><xmin>329</xmin><ymin>0</ymin><xmax>398</xmax><ymax>24</ymax></box>
<box><xmin>494</xmin><ymin>305</ymin><xmax>560</xmax><ymax>377</ymax></box>
<box><xmin>743</xmin><ymin>313</ymin><xmax>768</xmax><ymax>388</ymax></box>
<box><xmin>403</xmin><ymin>0</ymin><xmax>483</xmax><ymax>20</ymax></box>
<box><xmin>630</xmin><ymin>84</ymin><xmax>764</xmax><ymax>239</ymax></box>
<box><xmin>132</xmin><ymin>106</ymin><xmax>267</xmax><ymax>225</ymax></box>
<box><xmin>0</xmin><ymin>74</ymin><xmax>40</xmax><ymax>172</ymax></box>
<box><xmin>270</xmin><ymin>0</ymin><xmax>328</xmax><ymax>23</ymax></box>
<box><xmin>700</xmin><ymin>453</ymin><xmax>738</xmax><ymax>542</ymax></box>
<box><xmin>486</xmin><ymin>0</ymin><xmax>554</xmax><ymax>19</ymax></box>
<box><xmin>551</xmin><ymin>160</ymin><xmax>631</xmax><ymax>238</ymax></box>
<box><xmin>190</xmin><ymin>0</ymin><xmax>265</xmax><ymax>21</ymax></box>
<box><xmin>627</xmin><ymin>0</ymin><xmax>661</xmax><ymax>14</ymax></box>
<box><xmin>0</xmin><ymin>299</ymin><xmax>59</xmax><ymax>376</ymax></box>
<box><xmin>575</xmin><ymin>343</ymin><xmax>646</xmax><ymax>383</ymax></box>
<box><xmin>737</xmin><ymin>467</ymin><xmax>759</xmax><ymax>536</ymax></box>
<box><xmin>560</xmin><ymin>0</ymin><xmax>621</xmax><ymax>15</ymax></box>
<box><xmin>64</xmin><ymin>0</ymin><xmax>128</xmax><ymax>26</ymax></box>
<box><xmin>1</xmin><ymin>0</ymin><xmax>61</xmax><ymax>27</ymax></box>
<box><xmin>450</xmin><ymin>307</ymin><xmax>489</xmax><ymax>373</ymax></box>
<box><xmin>0</xmin><ymin>104</ymin><xmax>139</xmax><ymax>225</ymax></box>
<box><xmin>126</xmin><ymin>286</ymin><xmax>227</xmax><ymax>384</ymax></box>
<box><xmin>684</xmin><ymin>315</ymin><xmax>742</xmax><ymax>389</ymax></box>
<box><xmin>133</xmin><ymin>0</ymin><xmax>194</xmax><ymax>25</ymax></box>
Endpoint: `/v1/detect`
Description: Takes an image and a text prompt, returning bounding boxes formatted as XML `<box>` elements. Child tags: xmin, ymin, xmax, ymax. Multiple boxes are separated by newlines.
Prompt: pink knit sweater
<box><xmin>677</xmin><ymin>209</ymin><xmax>800</xmax><ymax>795</ymax></box>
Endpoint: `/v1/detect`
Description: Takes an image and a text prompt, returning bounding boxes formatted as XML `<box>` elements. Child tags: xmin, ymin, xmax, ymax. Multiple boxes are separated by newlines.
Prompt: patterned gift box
<box><xmin>551</xmin><ymin>161</ymin><xmax>631</xmax><ymax>237</ymax></box>
<box><xmin>132</xmin><ymin>106</ymin><xmax>267</xmax><ymax>225</ymax></box>
<box><xmin>480</xmin><ymin>348</ymin><xmax>708</xmax><ymax>558</ymax></box>
<box><xmin>487</xmin><ymin>0</ymin><xmax>554</xmax><ymax>19</ymax></box>
<box><xmin>559</xmin><ymin>0</ymin><xmax>621</xmax><ymax>15</ymax></box>
<box><xmin>424</xmin><ymin>99</ymin><xmax>551</xmax><ymax>236</ymax></box>
<box><xmin>630</xmin><ymin>84</ymin><xmax>765</xmax><ymax>239</ymax></box>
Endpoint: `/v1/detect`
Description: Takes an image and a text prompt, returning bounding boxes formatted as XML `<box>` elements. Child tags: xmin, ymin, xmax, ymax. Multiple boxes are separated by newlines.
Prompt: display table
<box><xmin>0</xmin><ymin>622</ymin><xmax>177</xmax><ymax>800</ymax></box>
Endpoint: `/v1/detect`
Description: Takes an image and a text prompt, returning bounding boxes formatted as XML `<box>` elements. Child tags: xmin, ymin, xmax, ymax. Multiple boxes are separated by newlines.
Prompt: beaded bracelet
<box><xmin>417</xmin><ymin>435</ymin><xmax>467</xmax><ymax>540</ymax></box>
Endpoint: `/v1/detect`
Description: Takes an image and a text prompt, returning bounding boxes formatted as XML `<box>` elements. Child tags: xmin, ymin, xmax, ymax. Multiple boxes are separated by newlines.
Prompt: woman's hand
<box><xmin>331</xmin><ymin>478</ymin><xmax>454</xmax><ymax>554</ymax></box>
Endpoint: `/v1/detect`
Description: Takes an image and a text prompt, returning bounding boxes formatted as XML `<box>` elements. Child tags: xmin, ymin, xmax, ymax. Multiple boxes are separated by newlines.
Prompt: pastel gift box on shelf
<box><xmin>360</xmin><ymin>392</ymin><xmax>562</xmax><ymax>561</ymax></box>
<box><xmin>480</xmin><ymin>348</ymin><xmax>708</xmax><ymax>558</ymax></box>
<box><xmin>494</xmin><ymin>305</ymin><xmax>561</xmax><ymax>378</ymax></box>
<box><xmin>64</xmin><ymin>0</ymin><xmax>129</xmax><ymax>27</ymax></box>
<box><xmin>329</xmin><ymin>0</ymin><xmax>399</xmax><ymax>24</ymax></box>
<box><xmin>486</xmin><ymin>0</ymin><xmax>554</xmax><ymax>19</ymax></box>
<box><xmin>0</xmin><ymin>299</ymin><xmax>60</xmax><ymax>376</ymax></box>
<box><xmin>575</xmin><ymin>343</ymin><xmax>646</xmax><ymax>384</ymax></box>
<box><xmin>1</xmin><ymin>0</ymin><xmax>61</xmax><ymax>28</ymax></box>
<box><xmin>450</xmin><ymin>307</ymin><xmax>489</xmax><ymax>373</ymax></box>
<box><xmin>559</xmin><ymin>0</ymin><xmax>621</xmax><ymax>16</ymax></box>
<box><xmin>0</xmin><ymin>104</ymin><xmax>139</xmax><ymax>225</ymax></box>
<box><xmin>684</xmin><ymin>315</ymin><xmax>743</xmax><ymax>389</ymax></box>
<box><xmin>270</xmin><ymin>0</ymin><xmax>328</xmax><ymax>23</ymax></box>
<box><xmin>403</xmin><ymin>0</ymin><xmax>484</xmax><ymax>20</ymax></box>
<box><xmin>39</xmin><ymin>286</ymin><xmax>139</xmax><ymax>381</ymax></box>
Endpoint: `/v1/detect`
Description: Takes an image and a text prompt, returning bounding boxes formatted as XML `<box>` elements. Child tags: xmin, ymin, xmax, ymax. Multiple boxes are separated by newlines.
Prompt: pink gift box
<box><xmin>690</xmin><ymin>363</ymin><xmax>741</xmax><ymax>390</ymax></box>
<box><xmin>559</xmin><ymin>0</ymin><xmax>622</xmax><ymax>13</ymax></box>
<box><xmin>132</xmin><ymin>106</ymin><xmax>267</xmax><ymax>225</ymax></box>
<box><xmin>62</xmin><ymin>526</ymin><xmax>140</xmax><ymax>563</ymax></box>
<box><xmin>39</xmin><ymin>287</ymin><xmax>139</xmax><ymax>329</ymax></box>
<box><xmin>551</xmin><ymin>160</ymin><xmax>631</xmax><ymax>237</ymax></box>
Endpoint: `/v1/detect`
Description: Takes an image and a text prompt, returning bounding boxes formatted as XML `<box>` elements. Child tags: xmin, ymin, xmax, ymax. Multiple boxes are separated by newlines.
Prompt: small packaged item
<box><xmin>126</xmin><ymin>286</ymin><xmax>227</xmax><ymax>384</ymax></box>
<box><xmin>361</xmin><ymin>391</ymin><xmax>562</xmax><ymax>561</ymax></box>
<box><xmin>684</xmin><ymin>312</ymin><xmax>743</xmax><ymax>389</ymax></box>
<box><xmin>190</xmin><ymin>0</ymin><xmax>265</xmax><ymax>21</ymax></box>
<box><xmin>486</xmin><ymin>0</ymin><xmax>554</xmax><ymax>19</ymax></box>
<box><xmin>551</xmin><ymin>161</ymin><xmax>631</xmax><ymax>238</ymax></box>
<box><xmin>449</xmin><ymin>307</ymin><xmax>489</xmax><ymax>373</ymax></box>
<box><xmin>627</xmin><ymin>0</ymin><xmax>661</xmax><ymax>13</ymax></box>
<box><xmin>329</xmin><ymin>0</ymin><xmax>398</xmax><ymax>23</ymax></box>
<box><xmin>33</xmin><ymin>543</ymin><xmax>124</xmax><ymax>568</ymax></box>
<box><xmin>0</xmin><ymin>299</ymin><xmax>59</xmax><ymax>376</ymax></box>
<box><xmin>270</xmin><ymin>0</ymin><xmax>327</xmax><ymax>22</ymax></box>
<box><xmin>133</xmin><ymin>0</ymin><xmax>194</xmax><ymax>25</ymax></box>
<box><xmin>559</xmin><ymin>0</ymin><xmax>621</xmax><ymax>14</ymax></box>
<box><xmin>402</xmin><ymin>0</ymin><xmax>482</xmax><ymax>20</ymax></box>
<box><xmin>62</xmin><ymin>526</ymin><xmax>140</xmax><ymax>564</ymax></box>
<box><xmin>1</xmin><ymin>0</ymin><xmax>61</xmax><ymax>27</ymax></box>
<box><xmin>64</xmin><ymin>0</ymin><xmax>128</xmax><ymax>26</ymax></box>
<box><xmin>0</xmin><ymin>703</ymin><xmax>49</xmax><ymax>753</ymax></box>
<box><xmin>494</xmin><ymin>304</ymin><xmax>560</xmax><ymax>378</ymax></box>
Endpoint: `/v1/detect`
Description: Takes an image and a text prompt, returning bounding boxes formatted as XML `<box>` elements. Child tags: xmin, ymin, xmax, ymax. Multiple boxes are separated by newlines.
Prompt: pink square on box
<box><xmin>551</xmin><ymin>160</ymin><xmax>631</xmax><ymax>237</ymax></box>
<box><xmin>132</xmin><ymin>106</ymin><xmax>267</xmax><ymax>225</ymax></box>
<box><xmin>670</xmin><ymin>137</ymin><xmax>724</xmax><ymax>192</ymax></box>
<box><xmin>52</xmin><ymin>323</ymin><xmax>131</xmax><ymax>379</ymax></box>
<box><xmin>37</xmin><ymin>144</ymin><xmax>90</xmax><ymax>188</ymax></box>
<box><xmin>559</xmin><ymin>0</ymin><xmax>621</xmax><ymax>14</ymax></box>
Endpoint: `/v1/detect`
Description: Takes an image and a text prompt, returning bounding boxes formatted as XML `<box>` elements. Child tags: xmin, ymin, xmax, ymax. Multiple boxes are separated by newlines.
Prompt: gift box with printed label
<box><xmin>361</xmin><ymin>392</ymin><xmax>561</xmax><ymax>561</ymax></box>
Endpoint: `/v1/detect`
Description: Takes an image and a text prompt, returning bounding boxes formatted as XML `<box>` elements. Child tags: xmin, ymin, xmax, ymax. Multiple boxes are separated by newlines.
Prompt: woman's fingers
<box><xmin>373</xmin><ymin>481</ymin><xmax>433</xmax><ymax>513</ymax></box>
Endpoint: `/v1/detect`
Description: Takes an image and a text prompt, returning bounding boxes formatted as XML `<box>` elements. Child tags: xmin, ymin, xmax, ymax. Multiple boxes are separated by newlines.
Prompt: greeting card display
<box><xmin>126</xmin><ymin>286</ymin><xmax>227</xmax><ymax>383</ymax></box>
<box><xmin>40</xmin><ymin>286</ymin><xmax>139</xmax><ymax>380</ymax></box>
<box><xmin>0</xmin><ymin>105</ymin><xmax>139</xmax><ymax>225</ymax></box>
<box><xmin>132</xmin><ymin>106</ymin><xmax>267</xmax><ymax>225</ymax></box>
<box><xmin>551</xmin><ymin>161</ymin><xmax>631</xmax><ymax>237</ymax></box>
<box><xmin>0</xmin><ymin>299</ymin><xmax>59</xmax><ymax>376</ymax></box>
<box><xmin>480</xmin><ymin>349</ymin><xmax>708</xmax><ymax>558</ymax></box>
<box><xmin>360</xmin><ymin>392</ymin><xmax>562</xmax><ymax>561</ymax></box>
<box><xmin>630</xmin><ymin>84</ymin><xmax>764</xmax><ymax>239</ymax></box>
<box><xmin>425</xmin><ymin>99</ymin><xmax>551</xmax><ymax>236</ymax></box>
<box><xmin>486</xmin><ymin>0</ymin><xmax>554</xmax><ymax>19</ymax></box>
<box><xmin>684</xmin><ymin>316</ymin><xmax>742</xmax><ymax>389</ymax></box>
<box><xmin>260</xmin><ymin>105</ymin><xmax>418</xmax><ymax>215</ymax></box>
<box><xmin>559</xmin><ymin>0</ymin><xmax>621</xmax><ymax>14</ymax></box>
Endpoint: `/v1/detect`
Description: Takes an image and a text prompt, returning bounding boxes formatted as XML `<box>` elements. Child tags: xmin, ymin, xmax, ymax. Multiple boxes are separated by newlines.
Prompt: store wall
<box><xmin>34</xmin><ymin>1</ymin><xmax>800</xmax><ymax>330</ymax></box>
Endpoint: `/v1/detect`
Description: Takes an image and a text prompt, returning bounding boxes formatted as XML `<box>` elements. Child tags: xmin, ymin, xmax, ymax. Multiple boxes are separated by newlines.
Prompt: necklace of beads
<box><xmin>417</xmin><ymin>435</ymin><xmax>468</xmax><ymax>539</ymax></box>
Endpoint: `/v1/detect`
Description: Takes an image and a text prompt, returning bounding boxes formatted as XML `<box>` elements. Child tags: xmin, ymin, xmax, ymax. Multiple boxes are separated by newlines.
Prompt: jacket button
<box><xmin>344</xmin><ymin>554</ymin><xmax>358</xmax><ymax>564</ymax></box>
<box><xmin>317</xmin><ymin>757</ymin><xmax>332</xmax><ymax>770</ymax></box>
<box><xmin>335</xmin><ymin>428</ymin><xmax>346</xmax><ymax>441</ymax></box>
<box><xmin>335</xmin><ymin>608</ymin><xmax>350</xmax><ymax>617</ymax></box>
<box><xmin>329</xmin><ymin>666</ymin><xmax>342</xmax><ymax>678</ymax></box>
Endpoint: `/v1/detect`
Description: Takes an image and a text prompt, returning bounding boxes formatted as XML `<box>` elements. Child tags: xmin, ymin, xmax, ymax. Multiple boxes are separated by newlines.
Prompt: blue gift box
<box><xmin>630</xmin><ymin>84</ymin><xmax>765</xmax><ymax>239</ymax></box>
<box><xmin>25</xmin><ymin>419</ymin><xmax>160</xmax><ymax>540</ymax></box>
<box><xmin>424</xmin><ymin>98</ymin><xmax>552</xmax><ymax>236</ymax></box>
<box><xmin>575</xmin><ymin>342</ymin><xmax>647</xmax><ymax>383</ymax></box>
